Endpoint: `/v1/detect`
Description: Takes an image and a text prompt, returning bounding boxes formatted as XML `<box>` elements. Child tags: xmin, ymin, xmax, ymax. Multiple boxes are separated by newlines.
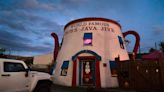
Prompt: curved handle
<box><xmin>51</xmin><ymin>33</ymin><xmax>59</xmax><ymax>62</ymax></box>
<box><xmin>123</xmin><ymin>31</ymin><xmax>140</xmax><ymax>60</ymax></box>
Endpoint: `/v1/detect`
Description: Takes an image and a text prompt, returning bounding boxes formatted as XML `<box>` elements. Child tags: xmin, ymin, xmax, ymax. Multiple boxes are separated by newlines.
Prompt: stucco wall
<box><xmin>53</xmin><ymin>19</ymin><xmax>129</xmax><ymax>88</ymax></box>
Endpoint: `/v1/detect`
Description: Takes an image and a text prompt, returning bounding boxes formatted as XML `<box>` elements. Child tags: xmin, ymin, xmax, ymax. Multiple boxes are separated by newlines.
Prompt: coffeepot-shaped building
<box><xmin>51</xmin><ymin>18</ymin><xmax>140</xmax><ymax>88</ymax></box>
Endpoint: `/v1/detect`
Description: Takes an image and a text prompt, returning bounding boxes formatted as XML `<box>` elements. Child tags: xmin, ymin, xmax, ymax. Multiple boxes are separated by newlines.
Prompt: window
<box><xmin>118</xmin><ymin>36</ymin><xmax>124</xmax><ymax>49</ymax></box>
<box><xmin>61</xmin><ymin>61</ymin><xmax>69</xmax><ymax>76</ymax></box>
<box><xmin>83</xmin><ymin>33</ymin><xmax>92</xmax><ymax>45</ymax></box>
<box><xmin>109</xmin><ymin>61</ymin><xmax>118</xmax><ymax>77</ymax></box>
<box><xmin>4</xmin><ymin>62</ymin><xmax>25</xmax><ymax>72</ymax></box>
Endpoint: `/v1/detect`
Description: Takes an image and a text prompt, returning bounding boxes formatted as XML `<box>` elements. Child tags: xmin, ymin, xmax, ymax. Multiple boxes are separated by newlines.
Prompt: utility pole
<box><xmin>139</xmin><ymin>44</ymin><xmax>141</xmax><ymax>54</ymax></box>
<box><xmin>155</xmin><ymin>42</ymin><xmax>157</xmax><ymax>50</ymax></box>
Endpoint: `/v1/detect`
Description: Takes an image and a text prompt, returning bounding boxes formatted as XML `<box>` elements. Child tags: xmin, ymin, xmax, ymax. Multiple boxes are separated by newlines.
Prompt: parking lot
<box><xmin>51</xmin><ymin>84</ymin><xmax>138</xmax><ymax>92</ymax></box>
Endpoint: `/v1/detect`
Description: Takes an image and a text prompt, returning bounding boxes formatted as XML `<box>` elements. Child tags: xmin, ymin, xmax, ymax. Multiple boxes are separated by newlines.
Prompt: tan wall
<box><xmin>33</xmin><ymin>53</ymin><xmax>53</xmax><ymax>65</ymax></box>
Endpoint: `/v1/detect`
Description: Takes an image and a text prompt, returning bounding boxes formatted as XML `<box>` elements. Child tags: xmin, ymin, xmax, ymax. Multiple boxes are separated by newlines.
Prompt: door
<box><xmin>0</xmin><ymin>62</ymin><xmax>30</xmax><ymax>92</ymax></box>
<box><xmin>79</xmin><ymin>58</ymin><xmax>96</xmax><ymax>86</ymax></box>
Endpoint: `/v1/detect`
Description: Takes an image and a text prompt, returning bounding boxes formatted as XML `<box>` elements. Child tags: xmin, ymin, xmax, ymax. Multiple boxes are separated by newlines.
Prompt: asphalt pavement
<box><xmin>51</xmin><ymin>84</ymin><xmax>138</xmax><ymax>92</ymax></box>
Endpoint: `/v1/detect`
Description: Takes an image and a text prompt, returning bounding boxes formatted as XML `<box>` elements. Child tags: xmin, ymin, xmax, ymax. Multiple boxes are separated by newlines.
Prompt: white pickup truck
<box><xmin>0</xmin><ymin>58</ymin><xmax>52</xmax><ymax>92</ymax></box>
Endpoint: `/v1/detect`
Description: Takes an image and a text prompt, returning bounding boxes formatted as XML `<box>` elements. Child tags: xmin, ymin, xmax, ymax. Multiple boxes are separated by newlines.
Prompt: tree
<box><xmin>159</xmin><ymin>41</ymin><xmax>164</xmax><ymax>52</ymax></box>
<box><xmin>0</xmin><ymin>48</ymin><xmax>6</xmax><ymax>54</ymax></box>
<box><xmin>149</xmin><ymin>48</ymin><xmax>156</xmax><ymax>53</ymax></box>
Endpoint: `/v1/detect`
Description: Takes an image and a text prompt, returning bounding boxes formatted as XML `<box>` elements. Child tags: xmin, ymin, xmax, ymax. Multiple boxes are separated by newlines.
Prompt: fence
<box><xmin>117</xmin><ymin>58</ymin><xmax>164</xmax><ymax>92</ymax></box>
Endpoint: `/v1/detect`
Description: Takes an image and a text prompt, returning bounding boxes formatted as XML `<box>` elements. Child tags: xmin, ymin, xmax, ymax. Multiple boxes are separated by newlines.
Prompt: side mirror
<box><xmin>25</xmin><ymin>68</ymin><xmax>29</xmax><ymax>77</ymax></box>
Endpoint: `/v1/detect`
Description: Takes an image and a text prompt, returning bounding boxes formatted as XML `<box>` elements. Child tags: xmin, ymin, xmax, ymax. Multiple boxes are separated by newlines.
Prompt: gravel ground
<box><xmin>51</xmin><ymin>84</ymin><xmax>138</xmax><ymax>92</ymax></box>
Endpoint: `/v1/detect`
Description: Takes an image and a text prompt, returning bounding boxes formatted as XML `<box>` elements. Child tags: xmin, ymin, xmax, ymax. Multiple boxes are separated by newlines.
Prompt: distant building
<box><xmin>32</xmin><ymin>53</ymin><xmax>53</xmax><ymax>73</ymax></box>
<box><xmin>33</xmin><ymin>53</ymin><xmax>53</xmax><ymax>65</ymax></box>
<box><xmin>142</xmin><ymin>50</ymin><xmax>164</xmax><ymax>60</ymax></box>
<box><xmin>0</xmin><ymin>54</ymin><xmax>33</xmax><ymax>66</ymax></box>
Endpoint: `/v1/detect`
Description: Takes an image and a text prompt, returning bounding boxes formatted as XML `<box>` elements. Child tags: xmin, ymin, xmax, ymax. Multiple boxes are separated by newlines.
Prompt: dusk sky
<box><xmin>0</xmin><ymin>0</ymin><xmax>164</xmax><ymax>56</ymax></box>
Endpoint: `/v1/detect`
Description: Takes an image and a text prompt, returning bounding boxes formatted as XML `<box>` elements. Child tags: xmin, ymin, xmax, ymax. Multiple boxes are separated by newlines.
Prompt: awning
<box><xmin>109</xmin><ymin>61</ymin><xmax>117</xmax><ymax>69</ymax></box>
<box><xmin>61</xmin><ymin>61</ymin><xmax>69</xmax><ymax>69</ymax></box>
<box><xmin>84</xmin><ymin>33</ymin><xmax>92</xmax><ymax>39</ymax></box>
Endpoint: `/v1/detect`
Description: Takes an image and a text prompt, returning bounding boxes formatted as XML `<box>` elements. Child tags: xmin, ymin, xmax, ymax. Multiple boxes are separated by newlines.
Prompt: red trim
<box><xmin>51</xmin><ymin>33</ymin><xmax>59</xmax><ymax>62</ymax></box>
<box><xmin>72</xmin><ymin>56</ymin><xmax>101</xmax><ymax>88</ymax></box>
<box><xmin>64</xmin><ymin>17</ymin><xmax>121</xmax><ymax>30</ymax></box>
<box><xmin>123</xmin><ymin>31</ymin><xmax>140</xmax><ymax>59</ymax></box>
<box><xmin>72</xmin><ymin>60</ymin><xmax>77</xmax><ymax>87</ymax></box>
<box><xmin>78</xmin><ymin>56</ymin><xmax>96</xmax><ymax>59</ymax></box>
<box><xmin>96</xmin><ymin>61</ymin><xmax>101</xmax><ymax>88</ymax></box>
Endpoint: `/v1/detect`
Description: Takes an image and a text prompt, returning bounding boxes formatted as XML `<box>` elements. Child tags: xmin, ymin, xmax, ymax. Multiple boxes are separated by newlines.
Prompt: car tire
<box><xmin>33</xmin><ymin>81</ymin><xmax>51</xmax><ymax>92</ymax></box>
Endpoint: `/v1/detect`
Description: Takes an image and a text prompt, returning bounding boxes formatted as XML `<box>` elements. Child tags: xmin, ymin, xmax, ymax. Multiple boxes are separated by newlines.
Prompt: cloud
<box><xmin>0</xmin><ymin>8</ymin><xmax>63</xmax><ymax>56</ymax></box>
<box><xmin>0</xmin><ymin>31</ymin><xmax>30</xmax><ymax>43</ymax></box>
<box><xmin>0</xmin><ymin>30</ymin><xmax>30</xmax><ymax>50</ymax></box>
<box><xmin>0</xmin><ymin>0</ymin><xmax>164</xmax><ymax>56</ymax></box>
<box><xmin>0</xmin><ymin>30</ymin><xmax>53</xmax><ymax>56</ymax></box>
<box><xmin>152</xmin><ymin>25</ymin><xmax>164</xmax><ymax>35</ymax></box>
<box><xmin>0</xmin><ymin>0</ymin><xmax>56</xmax><ymax>11</ymax></box>
<box><xmin>0</xmin><ymin>9</ymin><xmax>64</xmax><ymax>35</ymax></box>
<box><xmin>0</xmin><ymin>10</ymin><xmax>40</xmax><ymax>32</ymax></box>
<box><xmin>0</xmin><ymin>18</ymin><xmax>26</xmax><ymax>31</ymax></box>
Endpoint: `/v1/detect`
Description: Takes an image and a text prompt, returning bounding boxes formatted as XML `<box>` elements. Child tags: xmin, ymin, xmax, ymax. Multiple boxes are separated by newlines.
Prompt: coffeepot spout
<box><xmin>51</xmin><ymin>33</ymin><xmax>59</xmax><ymax>62</ymax></box>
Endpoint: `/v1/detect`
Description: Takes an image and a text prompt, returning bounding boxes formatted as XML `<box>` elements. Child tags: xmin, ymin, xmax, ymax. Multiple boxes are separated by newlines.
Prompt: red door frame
<box><xmin>72</xmin><ymin>56</ymin><xmax>101</xmax><ymax>88</ymax></box>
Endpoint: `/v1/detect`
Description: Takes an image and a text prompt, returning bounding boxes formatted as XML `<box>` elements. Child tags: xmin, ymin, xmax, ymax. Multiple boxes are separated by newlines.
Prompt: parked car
<box><xmin>0</xmin><ymin>58</ymin><xmax>52</xmax><ymax>92</ymax></box>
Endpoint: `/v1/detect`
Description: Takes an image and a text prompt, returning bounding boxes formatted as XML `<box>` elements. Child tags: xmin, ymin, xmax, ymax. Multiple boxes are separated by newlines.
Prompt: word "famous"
<box><xmin>70</xmin><ymin>22</ymin><xmax>110</xmax><ymax>28</ymax></box>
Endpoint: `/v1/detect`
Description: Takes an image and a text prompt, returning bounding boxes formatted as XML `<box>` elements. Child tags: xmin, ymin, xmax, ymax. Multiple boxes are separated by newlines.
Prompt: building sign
<box><xmin>64</xmin><ymin>21</ymin><xmax>116</xmax><ymax>35</ymax></box>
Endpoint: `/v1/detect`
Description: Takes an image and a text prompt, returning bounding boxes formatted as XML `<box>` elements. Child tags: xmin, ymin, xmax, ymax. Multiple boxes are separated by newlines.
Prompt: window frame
<box><xmin>109</xmin><ymin>61</ymin><xmax>118</xmax><ymax>77</ymax></box>
<box><xmin>118</xmin><ymin>36</ymin><xmax>125</xmax><ymax>49</ymax></box>
<box><xmin>83</xmin><ymin>33</ymin><xmax>93</xmax><ymax>46</ymax></box>
<box><xmin>60</xmin><ymin>61</ymin><xmax>69</xmax><ymax>76</ymax></box>
<box><xmin>4</xmin><ymin>62</ymin><xmax>26</xmax><ymax>72</ymax></box>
